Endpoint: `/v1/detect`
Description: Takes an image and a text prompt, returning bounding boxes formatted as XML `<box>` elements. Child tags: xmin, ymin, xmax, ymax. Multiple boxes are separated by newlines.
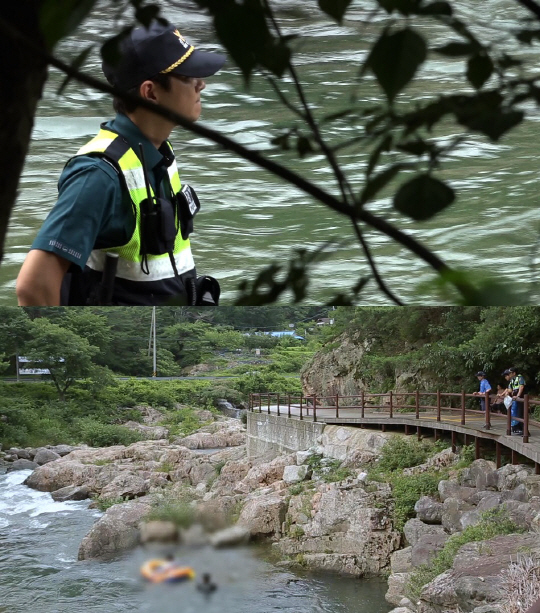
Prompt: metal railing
<box><xmin>249</xmin><ymin>391</ymin><xmax>540</xmax><ymax>443</ymax></box>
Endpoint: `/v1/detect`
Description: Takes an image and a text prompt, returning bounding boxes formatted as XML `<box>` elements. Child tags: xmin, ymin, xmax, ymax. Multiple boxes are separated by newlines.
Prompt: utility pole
<box><xmin>148</xmin><ymin>307</ymin><xmax>157</xmax><ymax>377</ymax></box>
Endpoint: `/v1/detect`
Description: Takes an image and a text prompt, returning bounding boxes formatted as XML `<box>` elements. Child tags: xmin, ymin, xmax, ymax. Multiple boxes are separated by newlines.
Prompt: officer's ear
<box><xmin>138</xmin><ymin>80</ymin><xmax>159</xmax><ymax>103</ymax></box>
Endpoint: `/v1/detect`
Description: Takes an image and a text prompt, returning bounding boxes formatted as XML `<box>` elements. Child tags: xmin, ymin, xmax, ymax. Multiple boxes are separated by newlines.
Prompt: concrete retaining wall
<box><xmin>247</xmin><ymin>412</ymin><xmax>325</xmax><ymax>459</ymax></box>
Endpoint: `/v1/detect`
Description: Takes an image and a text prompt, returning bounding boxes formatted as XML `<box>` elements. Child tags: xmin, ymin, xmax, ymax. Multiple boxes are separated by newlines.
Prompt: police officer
<box><xmin>16</xmin><ymin>21</ymin><xmax>225</xmax><ymax>305</ymax></box>
<box><xmin>508</xmin><ymin>366</ymin><xmax>526</xmax><ymax>435</ymax></box>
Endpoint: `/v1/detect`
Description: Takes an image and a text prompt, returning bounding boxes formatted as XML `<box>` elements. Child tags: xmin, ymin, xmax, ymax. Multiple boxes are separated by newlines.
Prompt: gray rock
<box><xmin>496</xmin><ymin>464</ymin><xmax>533</xmax><ymax>491</ymax></box>
<box><xmin>468</xmin><ymin>459</ymin><xmax>498</xmax><ymax>490</ymax></box>
<box><xmin>9</xmin><ymin>447</ymin><xmax>31</xmax><ymax>460</ymax></box>
<box><xmin>296</xmin><ymin>450</ymin><xmax>314</xmax><ymax>466</ymax></box>
<box><xmin>460</xmin><ymin>509</ymin><xmax>482</xmax><ymax>530</ymax></box>
<box><xmin>7</xmin><ymin>459</ymin><xmax>38</xmax><ymax>471</ymax></box>
<box><xmin>49</xmin><ymin>444</ymin><xmax>80</xmax><ymax>457</ymax></box>
<box><xmin>386</xmin><ymin>572</ymin><xmax>412</xmax><ymax>606</ymax></box>
<box><xmin>390</xmin><ymin>547</ymin><xmax>413</xmax><ymax>574</ymax></box>
<box><xmin>403</xmin><ymin>518</ymin><xmax>446</xmax><ymax>547</ymax></box>
<box><xmin>476</xmin><ymin>493</ymin><xmax>501</xmax><ymax>513</ymax></box>
<box><xmin>283</xmin><ymin>465</ymin><xmax>310</xmax><ymax>484</ymax></box>
<box><xmin>388</xmin><ymin>609</ymin><xmax>414</xmax><ymax>613</ymax></box>
<box><xmin>78</xmin><ymin>500</ymin><xmax>152</xmax><ymax>560</ymax></box>
<box><xmin>34</xmin><ymin>448</ymin><xmax>61</xmax><ymax>465</ymax></box>
<box><xmin>140</xmin><ymin>520</ymin><xmax>178</xmax><ymax>543</ymax></box>
<box><xmin>51</xmin><ymin>485</ymin><xmax>90</xmax><ymax>502</ymax></box>
<box><xmin>438</xmin><ymin>480</ymin><xmax>476</xmax><ymax>503</ymax></box>
<box><xmin>414</xmin><ymin>496</ymin><xmax>443</xmax><ymax>524</ymax></box>
<box><xmin>442</xmin><ymin>497</ymin><xmax>472</xmax><ymax>534</ymax></box>
<box><xmin>209</xmin><ymin>525</ymin><xmax>251</xmax><ymax>548</ymax></box>
<box><xmin>411</xmin><ymin>533</ymin><xmax>448</xmax><ymax>567</ymax></box>
<box><xmin>523</xmin><ymin>475</ymin><xmax>540</xmax><ymax>499</ymax></box>
<box><xmin>100</xmin><ymin>473</ymin><xmax>149</xmax><ymax>500</ymax></box>
<box><xmin>238</xmin><ymin>493</ymin><xmax>287</xmax><ymax>538</ymax></box>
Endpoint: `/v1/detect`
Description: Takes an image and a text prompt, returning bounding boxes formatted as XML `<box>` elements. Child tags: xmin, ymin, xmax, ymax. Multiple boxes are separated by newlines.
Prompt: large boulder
<box><xmin>140</xmin><ymin>520</ymin><xmax>178</xmax><ymax>544</ymax></box>
<box><xmin>78</xmin><ymin>500</ymin><xmax>152</xmax><ymax>560</ymax></box>
<box><xmin>441</xmin><ymin>498</ymin><xmax>473</xmax><ymax>534</ymax></box>
<box><xmin>438</xmin><ymin>480</ymin><xmax>476</xmax><ymax>503</ymax></box>
<box><xmin>403</xmin><ymin>518</ymin><xmax>446</xmax><ymax>546</ymax></box>
<box><xmin>283</xmin><ymin>465</ymin><xmax>310</xmax><ymax>484</ymax></box>
<box><xmin>238</xmin><ymin>493</ymin><xmax>288</xmax><ymax>539</ymax></box>
<box><xmin>99</xmin><ymin>473</ymin><xmax>149</xmax><ymax>500</ymax></box>
<box><xmin>209</xmin><ymin>525</ymin><xmax>250</xmax><ymax>548</ymax></box>
<box><xmin>411</xmin><ymin>533</ymin><xmax>449</xmax><ymax>567</ymax></box>
<box><xmin>320</xmin><ymin>426</ymin><xmax>392</xmax><ymax>462</ymax></box>
<box><xmin>235</xmin><ymin>454</ymin><xmax>296</xmax><ymax>494</ymax></box>
<box><xmin>34</xmin><ymin>448</ymin><xmax>61</xmax><ymax>465</ymax></box>
<box><xmin>414</xmin><ymin>496</ymin><xmax>443</xmax><ymax>524</ymax></box>
<box><xmin>24</xmin><ymin>460</ymin><xmax>101</xmax><ymax>492</ymax></box>
<box><xmin>51</xmin><ymin>485</ymin><xmax>90</xmax><ymax>502</ymax></box>
<box><xmin>8</xmin><ymin>459</ymin><xmax>38</xmax><ymax>472</ymax></box>
<box><xmin>496</xmin><ymin>464</ymin><xmax>533</xmax><ymax>491</ymax></box>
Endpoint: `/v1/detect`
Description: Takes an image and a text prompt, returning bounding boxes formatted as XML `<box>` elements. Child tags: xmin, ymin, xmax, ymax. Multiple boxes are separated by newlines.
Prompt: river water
<box><xmin>0</xmin><ymin>470</ymin><xmax>391</xmax><ymax>613</ymax></box>
<box><xmin>3</xmin><ymin>0</ymin><xmax>540</xmax><ymax>305</ymax></box>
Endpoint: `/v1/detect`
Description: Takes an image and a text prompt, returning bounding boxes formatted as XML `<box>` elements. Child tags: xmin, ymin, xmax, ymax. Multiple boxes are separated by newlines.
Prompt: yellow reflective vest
<box><xmin>75</xmin><ymin>127</ymin><xmax>194</xmax><ymax>282</ymax></box>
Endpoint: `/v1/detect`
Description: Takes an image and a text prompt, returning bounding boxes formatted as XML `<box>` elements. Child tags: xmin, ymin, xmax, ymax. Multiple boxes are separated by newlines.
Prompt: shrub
<box><xmin>377</xmin><ymin>435</ymin><xmax>435</xmax><ymax>472</ymax></box>
<box><xmin>75</xmin><ymin>418</ymin><xmax>142</xmax><ymax>447</ymax></box>
<box><xmin>388</xmin><ymin>470</ymin><xmax>442</xmax><ymax>532</ymax></box>
<box><xmin>146</xmin><ymin>500</ymin><xmax>195</xmax><ymax>528</ymax></box>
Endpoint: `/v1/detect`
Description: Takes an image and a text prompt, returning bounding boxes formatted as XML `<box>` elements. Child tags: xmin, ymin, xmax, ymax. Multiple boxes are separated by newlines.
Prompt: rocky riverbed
<box><xmin>2</xmin><ymin>410</ymin><xmax>540</xmax><ymax>613</ymax></box>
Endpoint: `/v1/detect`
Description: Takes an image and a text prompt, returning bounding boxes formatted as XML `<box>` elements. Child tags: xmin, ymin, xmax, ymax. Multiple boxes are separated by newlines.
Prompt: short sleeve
<box><xmin>31</xmin><ymin>156</ymin><xmax>127</xmax><ymax>270</ymax></box>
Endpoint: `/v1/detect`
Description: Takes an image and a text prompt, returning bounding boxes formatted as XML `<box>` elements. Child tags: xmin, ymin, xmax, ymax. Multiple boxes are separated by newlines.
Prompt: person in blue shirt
<box><xmin>16</xmin><ymin>21</ymin><xmax>225</xmax><ymax>306</ymax></box>
<box><xmin>473</xmin><ymin>371</ymin><xmax>492</xmax><ymax>412</ymax></box>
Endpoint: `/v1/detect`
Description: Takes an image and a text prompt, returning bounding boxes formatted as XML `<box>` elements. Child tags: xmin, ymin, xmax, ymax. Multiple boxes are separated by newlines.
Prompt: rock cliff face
<box><xmin>300</xmin><ymin>330</ymin><xmax>427</xmax><ymax>397</ymax></box>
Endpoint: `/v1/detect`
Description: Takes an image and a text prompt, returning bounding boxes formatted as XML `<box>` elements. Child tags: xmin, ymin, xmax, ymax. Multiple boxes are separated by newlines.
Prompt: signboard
<box><xmin>17</xmin><ymin>356</ymin><xmax>64</xmax><ymax>376</ymax></box>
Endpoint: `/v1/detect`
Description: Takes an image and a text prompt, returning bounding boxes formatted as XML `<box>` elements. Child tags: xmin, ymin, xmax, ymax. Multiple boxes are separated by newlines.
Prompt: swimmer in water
<box><xmin>197</xmin><ymin>573</ymin><xmax>217</xmax><ymax>596</ymax></box>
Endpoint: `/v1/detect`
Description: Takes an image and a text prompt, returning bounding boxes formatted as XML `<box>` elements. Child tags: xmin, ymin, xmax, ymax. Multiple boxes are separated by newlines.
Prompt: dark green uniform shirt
<box><xmin>32</xmin><ymin>113</ymin><xmax>175</xmax><ymax>270</ymax></box>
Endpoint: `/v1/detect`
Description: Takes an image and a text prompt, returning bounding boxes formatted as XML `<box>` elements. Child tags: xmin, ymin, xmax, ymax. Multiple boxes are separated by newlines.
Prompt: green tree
<box><xmin>23</xmin><ymin>318</ymin><xmax>100</xmax><ymax>400</ymax></box>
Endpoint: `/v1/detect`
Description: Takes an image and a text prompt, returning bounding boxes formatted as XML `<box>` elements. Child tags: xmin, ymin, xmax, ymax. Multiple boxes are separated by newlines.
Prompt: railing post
<box><xmin>288</xmin><ymin>394</ymin><xmax>291</xmax><ymax>418</ymax></box>
<box><xmin>436</xmin><ymin>390</ymin><xmax>441</xmax><ymax>422</ymax></box>
<box><xmin>249</xmin><ymin>393</ymin><xmax>252</xmax><ymax>411</ymax></box>
<box><xmin>267</xmin><ymin>393</ymin><xmax>271</xmax><ymax>415</ymax></box>
<box><xmin>524</xmin><ymin>395</ymin><xmax>530</xmax><ymax>443</ymax></box>
<box><xmin>484</xmin><ymin>390</ymin><xmax>491</xmax><ymax>430</ymax></box>
<box><xmin>300</xmin><ymin>395</ymin><xmax>303</xmax><ymax>420</ymax></box>
<box><xmin>336</xmin><ymin>394</ymin><xmax>339</xmax><ymax>419</ymax></box>
<box><xmin>389</xmin><ymin>391</ymin><xmax>393</xmax><ymax>418</ymax></box>
<box><xmin>415</xmin><ymin>390</ymin><xmax>419</xmax><ymax>419</ymax></box>
<box><xmin>506</xmin><ymin>399</ymin><xmax>512</xmax><ymax>436</ymax></box>
<box><xmin>258</xmin><ymin>394</ymin><xmax>262</xmax><ymax>413</ymax></box>
<box><xmin>313</xmin><ymin>394</ymin><xmax>317</xmax><ymax>422</ymax></box>
<box><xmin>277</xmin><ymin>393</ymin><xmax>280</xmax><ymax>417</ymax></box>
<box><xmin>361</xmin><ymin>390</ymin><xmax>365</xmax><ymax>418</ymax></box>
<box><xmin>461</xmin><ymin>391</ymin><xmax>466</xmax><ymax>425</ymax></box>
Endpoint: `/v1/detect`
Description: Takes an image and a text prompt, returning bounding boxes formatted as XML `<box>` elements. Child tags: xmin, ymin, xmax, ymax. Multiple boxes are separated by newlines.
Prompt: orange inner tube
<box><xmin>140</xmin><ymin>559</ymin><xmax>196</xmax><ymax>583</ymax></box>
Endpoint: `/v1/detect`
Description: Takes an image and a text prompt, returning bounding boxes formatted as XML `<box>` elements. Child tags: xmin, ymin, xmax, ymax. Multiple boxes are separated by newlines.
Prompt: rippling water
<box><xmin>3</xmin><ymin>0</ymin><xmax>540</xmax><ymax>304</ymax></box>
<box><xmin>0</xmin><ymin>470</ymin><xmax>391</xmax><ymax>613</ymax></box>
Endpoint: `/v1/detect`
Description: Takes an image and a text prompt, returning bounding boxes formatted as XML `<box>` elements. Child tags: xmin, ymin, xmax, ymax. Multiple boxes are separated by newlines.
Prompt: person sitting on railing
<box><xmin>491</xmin><ymin>384</ymin><xmax>507</xmax><ymax>414</ymax></box>
<box><xmin>473</xmin><ymin>371</ymin><xmax>492</xmax><ymax>412</ymax></box>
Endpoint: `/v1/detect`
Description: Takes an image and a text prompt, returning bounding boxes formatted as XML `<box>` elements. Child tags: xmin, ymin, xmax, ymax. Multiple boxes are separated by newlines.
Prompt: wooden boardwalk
<box><xmin>249</xmin><ymin>392</ymin><xmax>540</xmax><ymax>470</ymax></box>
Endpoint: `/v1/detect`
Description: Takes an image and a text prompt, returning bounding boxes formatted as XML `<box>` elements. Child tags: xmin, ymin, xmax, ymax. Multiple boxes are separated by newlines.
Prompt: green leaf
<box><xmin>360</xmin><ymin>163</ymin><xmax>412</xmax><ymax>205</ymax></box>
<box><xmin>466</xmin><ymin>53</ymin><xmax>494</xmax><ymax>90</ymax></box>
<box><xmin>416</xmin><ymin>1</ymin><xmax>452</xmax><ymax>15</ymax></box>
<box><xmin>434</xmin><ymin>42</ymin><xmax>478</xmax><ymax>57</ymax></box>
<box><xmin>397</xmin><ymin>139</ymin><xmax>433</xmax><ymax>156</ymax></box>
<box><xmin>297</xmin><ymin>136</ymin><xmax>314</xmax><ymax>158</ymax></box>
<box><xmin>377</xmin><ymin>0</ymin><xmax>420</xmax><ymax>15</ymax></box>
<box><xmin>57</xmin><ymin>45</ymin><xmax>96</xmax><ymax>96</ymax></box>
<box><xmin>366</xmin><ymin>28</ymin><xmax>427</xmax><ymax>103</ymax></box>
<box><xmin>39</xmin><ymin>0</ymin><xmax>97</xmax><ymax>50</ymax></box>
<box><xmin>135</xmin><ymin>5</ymin><xmax>161</xmax><ymax>27</ymax></box>
<box><xmin>394</xmin><ymin>174</ymin><xmax>455</xmax><ymax>221</ymax></box>
<box><xmin>318</xmin><ymin>0</ymin><xmax>354</xmax><ymax>23</ymax></box>
<box><xmin>459</xmin><ymin>110</ymin><xmax>524</xmax><ymax>141</ymax></box>
<box><xmin>516</xmin><ymin>29</ymin><xmax>540</xmax><ymax>44</ymax></box>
